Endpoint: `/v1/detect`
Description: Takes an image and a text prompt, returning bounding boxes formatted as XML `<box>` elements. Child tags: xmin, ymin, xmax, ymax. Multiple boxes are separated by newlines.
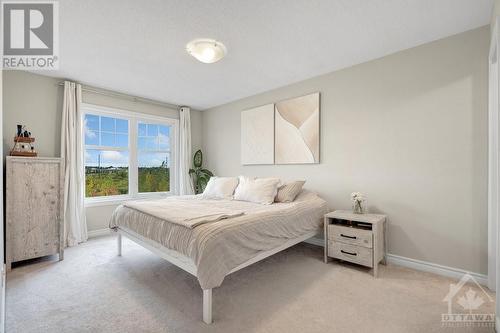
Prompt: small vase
<box><xmin>352</xmin><ymin>200</ymin><xmax>365</xmax><ymax>214</ymax></box>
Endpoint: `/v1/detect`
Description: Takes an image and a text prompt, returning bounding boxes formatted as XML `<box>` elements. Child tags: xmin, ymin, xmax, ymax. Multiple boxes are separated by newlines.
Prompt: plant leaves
<box><xmin>200</xmin><ymin>168</ymin><xmax>214</xmax><ymax>177</ymax></box>
<box><xmin>193</xmin><ymin>150</ymin><xmax>203</xmax><ymax>168</ymax></box>
<box><xmin>199</xmin><ymin>178</ymin><xmax>209</xmax><ymax>192</ymax></box>
<box><xmin>198</xmin><ymin>174</ymin><xmax>210</xmax><ymax>182</ymax></box>
<box><xmin>191</xmin><ymin>149</ymin><xmax>214</xmax><ymax>194</ymax></box>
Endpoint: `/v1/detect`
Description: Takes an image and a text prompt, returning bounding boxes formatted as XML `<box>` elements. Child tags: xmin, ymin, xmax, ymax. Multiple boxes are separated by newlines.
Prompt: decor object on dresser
<box><xmin>324</xmin><ymin>210</ymin><xmax>386</xmax><ymax>277</ymax></box>
<box><xmin>241</xmin><ymin>104</ymin><xmax>275</xmax><ymax>165</ymax></box>
<box><xmin>274</xmin><ymin>92</ymin><xmax>320</xmax><ymax>164</ymax></box>
<box><xmin>6</xmin><ymin>157</ymin><xmax>64</xmax><ymax>271</ymax></box>
<box><xmin>10</xmin><ymin>124</ymin><xmax>37</xmax><ymax>157</ymax></box>
<box><xmin>189</xmin><ymin>150</ymin><xmax>214</xmax><ymax>194</ymax></box>
<box><xmin>351</xmin><ymin>192</ymin><xmax>366</xmax><ymax>214</ymax></box>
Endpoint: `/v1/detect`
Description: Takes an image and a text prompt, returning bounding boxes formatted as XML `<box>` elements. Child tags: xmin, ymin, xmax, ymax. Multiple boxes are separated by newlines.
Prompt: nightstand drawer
<box><xmin>328</xmin><ymin>225</ymin><xmax>373</xmax><ymax>248</ymax></box>
<box><xmin>328</xmin><ymin>241</ymin><xmax>373</xmax><ymax>267</ymax></box>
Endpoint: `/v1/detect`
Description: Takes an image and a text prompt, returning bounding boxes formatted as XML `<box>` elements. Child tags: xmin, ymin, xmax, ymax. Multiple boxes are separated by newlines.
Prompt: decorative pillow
<box><xmin>233</xmin><ymin>176</ymin><xmax>281</xmax><ymax>204</ymax></box>
<box><xmin>202</xmin><ymin>177</ymin><xmax>239</xmax><ymax>199</ymax></box>
<box><xmin>275</xmin><ymin>180</ymin><xmax>306</xmax><ymax>203</ymax></box>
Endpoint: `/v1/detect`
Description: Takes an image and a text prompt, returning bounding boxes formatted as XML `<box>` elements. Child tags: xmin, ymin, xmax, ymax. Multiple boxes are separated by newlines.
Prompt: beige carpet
<box><xmin>6</xmin><ymin>235</ymin><xmax>496</xmax><ymax>333</ymax></box>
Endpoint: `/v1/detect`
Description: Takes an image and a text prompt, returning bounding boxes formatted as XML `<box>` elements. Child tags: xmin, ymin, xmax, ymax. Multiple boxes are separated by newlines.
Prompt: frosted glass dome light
<box><xmin>186</xmin><ymin>39</ymin><xmax>227</xmax><ymax>64</ymax></box>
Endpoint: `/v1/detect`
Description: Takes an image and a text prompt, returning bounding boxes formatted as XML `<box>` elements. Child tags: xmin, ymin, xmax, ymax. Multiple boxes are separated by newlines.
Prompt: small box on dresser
<box><xmin>6</xmin><ymin>156</ymin><xmax>64</xmax><ymax>271</ymax></box>
<box><xmin>324</xmin><ymin>210</ymin><xmax>386</xmax><ymax>277</ymax></box>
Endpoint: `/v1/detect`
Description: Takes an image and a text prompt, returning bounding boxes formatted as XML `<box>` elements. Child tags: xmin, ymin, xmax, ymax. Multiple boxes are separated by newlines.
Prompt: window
<box><xmin>84</xmin><ymin>114</ymin><xmax>129</xmax><ymax>197</ymax></box>
<box><xmin>83</xmin><ymin>104</ymin><xmax>178</xmax><ymax>204</ymax></box>
<box><xmin>138</xmin><ymin>122</ymin><xmax>171</xmax><ymax>193</ymax></box>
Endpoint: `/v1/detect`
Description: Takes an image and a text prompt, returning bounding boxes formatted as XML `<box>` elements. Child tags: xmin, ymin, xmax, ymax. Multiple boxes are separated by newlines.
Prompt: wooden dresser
<box><xmin>6</xmin><ymin>157</ymin><xmax>64</xmax><ymax>271</ymax></box>
<box><xmin>324</xmin><ymin>210</ymin><xmax>386</xmax><ymax>277</ymax></box>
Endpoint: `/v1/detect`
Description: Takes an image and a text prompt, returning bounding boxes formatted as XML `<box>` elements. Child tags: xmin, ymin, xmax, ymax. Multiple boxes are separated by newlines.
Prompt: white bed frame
<box><xmin>114</xmin><ymin>226</ymin><xmax>317</xmax><ymax>324</ymax></box>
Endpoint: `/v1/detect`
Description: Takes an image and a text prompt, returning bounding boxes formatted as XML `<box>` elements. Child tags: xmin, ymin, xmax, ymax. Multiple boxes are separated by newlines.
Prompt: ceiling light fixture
<box><xmin>186</xmin><ymin>39</ymin><xmax>227</xmax><ymax>64</ymax></box>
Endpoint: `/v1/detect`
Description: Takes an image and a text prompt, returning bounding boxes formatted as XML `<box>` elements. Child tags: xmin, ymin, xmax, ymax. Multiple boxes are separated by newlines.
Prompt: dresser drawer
<box><xmin>328</xmin><ymin>225</ymin><xmax>373</xmax><ymax>248</ymax></box>
<box><xmin>328</xmin><ymin>241</ymin><xmax>373</xmax><ymax>267</ymax></box>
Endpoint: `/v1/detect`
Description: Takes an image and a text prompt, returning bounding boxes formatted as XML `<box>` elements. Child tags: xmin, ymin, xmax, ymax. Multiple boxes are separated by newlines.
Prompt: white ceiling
<box><xmin>47</xmin><ymin>0</ymin><xmax>492</xmax><ymax>110</ymax></box>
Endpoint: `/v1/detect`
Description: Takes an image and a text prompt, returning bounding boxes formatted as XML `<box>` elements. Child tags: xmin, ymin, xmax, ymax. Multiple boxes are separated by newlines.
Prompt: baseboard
<box><xmin>304</xmin><ymin>237</ymin><xmax>488</xmax><ymax>286</ymax></box>
<box><xmin>87</xmin><ymin>228</ymin><xmax>111</xmax><ymax>238</ymax></box>
<box><xmin>386</xmin><ymin>254</ymin><xmax>488</xmax><ymax>286</ymax></box>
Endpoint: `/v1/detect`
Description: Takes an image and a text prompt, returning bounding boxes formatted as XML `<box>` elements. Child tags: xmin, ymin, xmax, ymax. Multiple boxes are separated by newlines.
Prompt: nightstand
<box><xmin>324</xmin><ymin>210</ymin><xmax>387</xmax><ymax>277</ymax></box>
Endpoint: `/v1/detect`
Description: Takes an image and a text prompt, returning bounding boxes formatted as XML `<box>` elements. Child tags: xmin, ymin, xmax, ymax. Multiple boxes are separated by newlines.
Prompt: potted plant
<box><xmin>189</xmin><ymin>150</ymin><xmax>214</xmax><ymax>194</ymax></box>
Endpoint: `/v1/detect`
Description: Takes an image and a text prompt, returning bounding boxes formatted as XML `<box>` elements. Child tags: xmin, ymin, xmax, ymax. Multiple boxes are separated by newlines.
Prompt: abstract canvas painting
<box><xmin>241</xmin><ymin>104</ymin><xmax>275</xmax><ymax>165</ymax></box>
<box><xmin>274</xmin><ymin>92</ymin><xmax>320</xmax><ymax>164</ymax></box>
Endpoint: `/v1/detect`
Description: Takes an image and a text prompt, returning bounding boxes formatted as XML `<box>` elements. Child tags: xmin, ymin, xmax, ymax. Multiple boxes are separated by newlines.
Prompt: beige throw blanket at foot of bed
<box><xmin>124</xmin><ymin>196</ymin><xmax>245</xmax><ymax>228</ymax></box>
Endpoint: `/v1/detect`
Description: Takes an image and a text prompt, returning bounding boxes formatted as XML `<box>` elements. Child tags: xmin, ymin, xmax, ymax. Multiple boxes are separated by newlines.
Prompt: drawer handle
<box><xmin>340</xmin><ymin>234</ymin><xmax>357</xmax><ymax>239</ymax></box>
<box><xmin>341</xmin><ymin>250</ymin><xmax>357</xmax><ymax>256</ymax></box>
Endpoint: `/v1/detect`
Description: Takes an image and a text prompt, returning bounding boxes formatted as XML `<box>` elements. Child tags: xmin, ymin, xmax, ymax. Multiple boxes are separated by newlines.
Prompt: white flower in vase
<box><xmin>351</xmin><ymin>192</ymin><xmax>366</xmax><ymax>214</ymax></box>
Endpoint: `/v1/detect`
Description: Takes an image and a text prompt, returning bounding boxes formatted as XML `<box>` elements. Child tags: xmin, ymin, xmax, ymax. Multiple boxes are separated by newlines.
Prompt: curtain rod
<box><xmin>57</xmin><ymin>81</ymin><xmax>181</xmax><ymax>110</ymax></box>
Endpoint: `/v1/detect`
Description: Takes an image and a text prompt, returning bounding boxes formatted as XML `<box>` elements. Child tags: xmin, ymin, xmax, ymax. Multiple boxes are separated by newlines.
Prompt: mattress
<box><xmin>109</xmin><ymin>190</ymin><xmax>328</xmax><ymax>289</ymax></box>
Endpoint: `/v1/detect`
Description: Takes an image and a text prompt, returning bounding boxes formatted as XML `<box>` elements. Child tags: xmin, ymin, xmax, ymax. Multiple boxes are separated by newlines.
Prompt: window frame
<box><xmin>136</xmin><ymin>120</ymin><xmax>172</xmax><ymax>195</ymax></box>
<box><xmin>82</xmin><ymin>103</ymin><xmax>179</xmax><ymax>207</ymax></box>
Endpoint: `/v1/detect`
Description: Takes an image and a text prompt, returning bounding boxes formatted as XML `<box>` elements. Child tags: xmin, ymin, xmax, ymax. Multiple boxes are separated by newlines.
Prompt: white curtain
<box><xmin>179</xmin><ymin>106</ymin><xmax>194</xmax><ymax>195</ymax></box>
<box><xmin>61</xmin><ymin>81</ymin><xmax>88</xmax><ymax>247</ymax></box>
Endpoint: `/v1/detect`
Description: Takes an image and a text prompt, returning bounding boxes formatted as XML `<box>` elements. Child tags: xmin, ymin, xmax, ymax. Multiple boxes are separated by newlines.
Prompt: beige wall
<box><xmin>2</xmin><ymin>70</ymin><xmax>203</xmax><ymax>232</ymax></box>
<box><xmin>3</xmin><ymin>72</ymin><xmax>62</xmax><ymax>157</ymax></box>
<box><xmin>202</xmin><ymin>26</ymin><xmax>489</xmax><ymax>274</ymax></box>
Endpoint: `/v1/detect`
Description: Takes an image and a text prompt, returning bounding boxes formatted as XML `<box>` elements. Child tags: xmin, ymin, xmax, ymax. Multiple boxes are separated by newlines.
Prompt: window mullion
<box><xmin>129</xmin><ymin>118</ymin><xmax>138</xmax><ymax>197</ymax></box>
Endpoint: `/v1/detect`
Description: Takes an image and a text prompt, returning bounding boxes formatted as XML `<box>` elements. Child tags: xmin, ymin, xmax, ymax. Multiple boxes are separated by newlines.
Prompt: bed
<box><xmin>109</xmin><ymin>190</ymin><xmax>328</xmax><ymax>324</ymax></box>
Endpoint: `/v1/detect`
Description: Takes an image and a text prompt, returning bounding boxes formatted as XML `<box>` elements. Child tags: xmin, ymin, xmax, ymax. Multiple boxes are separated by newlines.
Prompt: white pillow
<box><xmin>202</xmin><ymin>177</ymin><xmax>239</xmax><ymax>199</ymax></box>
<box><xmin>234</xmin><ymin>176</ymin><xmax>281</xmax><ymax>204</ymax></box>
